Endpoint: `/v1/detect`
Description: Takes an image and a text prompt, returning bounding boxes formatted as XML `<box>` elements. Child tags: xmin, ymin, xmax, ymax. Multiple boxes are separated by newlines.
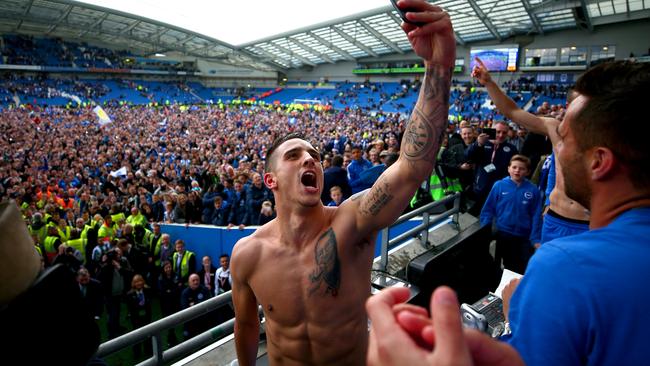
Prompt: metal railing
<box><xmin>96</xmin><ymin>192</ymin><xmax>462</xmax><ymax>365</ymax></box>
<box><xmin>96</xmin><ymin>291</ymin><xmax>235</xmax><ymax>366</ymax></box>
<box><xmin>377</xmin><ymin>193</ymin><xmax>461</xmax><ymax>271</ymax></box>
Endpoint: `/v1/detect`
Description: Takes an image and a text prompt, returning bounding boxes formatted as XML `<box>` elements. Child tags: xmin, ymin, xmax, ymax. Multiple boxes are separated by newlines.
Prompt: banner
<box><xmin>93</xmin><ymin>106</ymin><xmax>112</xmax><ymax>126</ymax></box>
<box><xmin>109</xmin><ymin>166</ymin><xmax>127</xmax><ymax>178</ymax></box>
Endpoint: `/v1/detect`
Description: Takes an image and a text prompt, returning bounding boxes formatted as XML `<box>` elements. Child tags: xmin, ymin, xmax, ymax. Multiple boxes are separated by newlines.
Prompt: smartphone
<box><xmin>483</xmin><ymin>128</ymin><xmax>497</xmax><ymax>140</ymax></box>
<box><xmin>390</xmin><ymin>0</ymin><xmax>426</xmax><ymax>26</ymax></box>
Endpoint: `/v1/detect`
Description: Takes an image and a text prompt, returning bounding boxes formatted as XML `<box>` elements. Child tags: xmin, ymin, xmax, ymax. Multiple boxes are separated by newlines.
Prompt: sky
<box><xmin>78</xmin><ymin>0</ymin><xmax>391</xmax><ymax>46</ymax></box>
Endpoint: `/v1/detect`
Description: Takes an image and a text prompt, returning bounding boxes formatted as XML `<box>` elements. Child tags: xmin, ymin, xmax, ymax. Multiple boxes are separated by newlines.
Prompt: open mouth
<box><xmin>301</xmin><ymin>171</ymin><xmax>317</xmax><ymax>188</ymax></box>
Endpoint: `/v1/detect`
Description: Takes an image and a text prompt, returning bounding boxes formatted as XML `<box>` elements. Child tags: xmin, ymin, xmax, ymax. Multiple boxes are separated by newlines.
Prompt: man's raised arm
<box><xmin>346</xmin><ymin>0</ymin><xmax>456</xmax><ymax>233</ymax></box>
<box><xmin>471</xmin><ymin>57</ymin><xmax>558</xmax><ymax>141</ymax></box>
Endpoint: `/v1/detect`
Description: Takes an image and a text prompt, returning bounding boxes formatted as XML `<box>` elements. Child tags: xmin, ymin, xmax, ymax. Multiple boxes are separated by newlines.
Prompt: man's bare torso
<box><xmin>550</xmin><ymin>147</ymin><xmax>590</xmax><ymax>221</ymax></box>
<box><xmin>237</xmin><ymin>207</ymin><xmax>376</xmax><ymax>365</ymax></box>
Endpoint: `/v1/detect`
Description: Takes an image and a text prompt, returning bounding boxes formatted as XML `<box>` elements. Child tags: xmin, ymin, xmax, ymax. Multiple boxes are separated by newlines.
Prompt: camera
<box><xmin>105</xmin><ymin>249</ymin><xmax>118</xmax><ymax>262</ymax></box>
<box><xmin>460</xmin><ymin>293</ymin><xmax>506</xmax><ymax>338</ymax></box>
<box><xmin>461</xmin><ymin>303</ymin><xmax>488</xmax><ymax>332</ymax></box>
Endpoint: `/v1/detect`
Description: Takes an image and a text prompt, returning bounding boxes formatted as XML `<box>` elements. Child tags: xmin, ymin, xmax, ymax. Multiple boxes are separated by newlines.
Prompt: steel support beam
<box><xmin>120</xmin><ymin>20</ymin><xmax>141</xmax><ymax>35</ymax></box>
<box><xmin>270</xmin><ymin>41</ymin><xmax>316</xmax><ymax>67</ymax></box>
<box><xmin>77</xmin><ymin>12</ymin><xmax>109</xmax><ymax>38</ymax></box>
<box><xmin>152</xmin><ymin>27</ymin><xmax>169</xmax><ymax>42</ymax></box>
<box><xmin>454</xmin><ymin>32</ymin><xmax>466</xmax><ymax>46</ymax></box>
<box><xmin>331</xmin><ymin>25</ymin><xmax>378</xmax><ymax>57</ymax></box>
<box><xmin>238</xmin><ymin>48</ymin><xmax>288</xmax><ymax>70</ymax></box>
<box><xmin>530</xmin><ymin>0</ymin><xmax>581</xmax><ymax>14</ymax></box>
<box><xmin>520</xmin><ymin>0</ymin><xmax>544</xmax><ymax>34</ymax></box>
<box><xmin>577</xmin><ymin>0</ymin><xmax>594</xmax><ymax>31</ymax></box>
<box><xmin>23</xmin><ymin>0</ymin><xmax>35</xmax><ymax>15</ymax></box>
<box><xmin>46</xmin><ymin>4</ymin><xmax>73</xmax><ymax>35</ymax></box>
<box><xmin>467</xmin><ymin>0</ymin><xmax>502</xmax><ymax>41</ymax></box>
<box><xmin>178</xmin><ymin>34</ymin><xmax>196</xmax><ymax>45</ymax></box>
<box><xmin>250</xmin><ymin>46</ymin><xmax>294</xmax><ymax>68</ymax></box>
<box><xmin>307</xmin><ymin>31</ymin><xmax>355</xmax><ymax>61</ymax></box>
<box><xmin>358</xmin><ymin>19</ymin><xmax>403</xmax><ymax>54</ymax></box>
<box><xmin>386</xmin><ymin>11</ymin><xmax>404</xmax><ymax>26</ymax></box>
<box><xmin>287</xmin><ymin>38</ymin><xmax>335</xmax><ymax>63</ymax></box>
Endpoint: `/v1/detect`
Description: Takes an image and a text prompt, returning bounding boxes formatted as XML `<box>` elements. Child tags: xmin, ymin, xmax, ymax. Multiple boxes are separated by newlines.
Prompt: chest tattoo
<box><xmin>308</xmin><ymin>228</ymin><xmax>341</xmax><ymax>297</ymax></box>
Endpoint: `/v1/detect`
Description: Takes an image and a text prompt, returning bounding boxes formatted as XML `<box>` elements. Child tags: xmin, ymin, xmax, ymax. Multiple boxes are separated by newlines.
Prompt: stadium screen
<box><xmin>469</xmin><ymin>44</ymin><xmax>519</xmax><ymax>72</ymax></box>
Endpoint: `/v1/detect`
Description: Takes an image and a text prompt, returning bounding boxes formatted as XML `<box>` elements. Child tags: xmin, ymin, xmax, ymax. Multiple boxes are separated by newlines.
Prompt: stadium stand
<box><xmin>1</xmin><ymin>0</ymin><xmax>649</xmax><ymax>363</ymax></box>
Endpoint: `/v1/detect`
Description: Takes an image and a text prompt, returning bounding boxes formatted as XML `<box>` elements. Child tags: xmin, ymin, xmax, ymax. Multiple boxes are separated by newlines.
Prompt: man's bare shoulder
<box><xmin>231</xmin><ymin>224</ymin><xmax>277</xmax><ymax>278</ymax></box>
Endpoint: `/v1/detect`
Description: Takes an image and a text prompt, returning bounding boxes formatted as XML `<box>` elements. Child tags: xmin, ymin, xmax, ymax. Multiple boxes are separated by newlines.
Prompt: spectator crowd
<box><xmin>0</xmin><ymin>77</ymin><xmax>565</xmax><ymax>358</ymax></box>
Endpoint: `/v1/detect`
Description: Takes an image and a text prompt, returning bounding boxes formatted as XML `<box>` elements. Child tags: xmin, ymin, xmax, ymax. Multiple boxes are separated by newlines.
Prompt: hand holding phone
<box><xmin>390</xmin><ymin>0</ymin><xmax>426</xmax><ymax>26</ymax></box>
<box><xmin>483</xmin><ymin>128</ymin><xmax>497</xmax><ymax>140</ymax></box>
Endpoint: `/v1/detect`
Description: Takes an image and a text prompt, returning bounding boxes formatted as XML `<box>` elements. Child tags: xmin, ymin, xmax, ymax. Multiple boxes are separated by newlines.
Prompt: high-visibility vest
<box><xmin>44</xmin><ymin>236</ymin><xmax>59</xmax><ymax>254</ymax></box>
<box><xmin>409</xmin><ymin>172</ymin><xmax>463</xmax><ymax>207</ymax></box>
<box><xmin>111</xmin><ymin>212</ymin><xmax>126</xmax><ymax>224</ymax></box>
<box><xmin>29</xmin><ymin>224</ymin><xmax>47</xmax><ymax>244</ymax></box>
<box><xmin>126</xmin><ymin>213</ymin><xmax>147</xmax><ymax>228</ymax></box>
<box><xmin>66</xmin><ymin>238</ymin><xmax>87</xmax><ymax>263</ymax></box>
<box><xmin>152</xmin><ymin>235</ymin><xmax>165</xmax><ymax>266</ymax></box>
<box><xmin>172</xmin><ymin>251</ymin><xmax>195</xmax><ymax>280</ymax></box>
<box><xmin>429</xmin><ymin>174</ymin><xmax>462</xmax><ymax>201</ymax></box>
<box><xmin>57</xmin><ymin>226</ymin><xmax>71</xmax><ymax>242</ymax></box>
<box><xmin>80</xmin><ymin>224</ymin><xmax>92</xmax><ymax>240</ymax></box>
<box><xmin>44</xmin><ymin>236</ymin><xmax>60</xmax><ymax>263</ymax></box>
<box><xmin>97</xmin><ymin>224</ymin><xmax>115</xmax><ymax>241</ymax></box>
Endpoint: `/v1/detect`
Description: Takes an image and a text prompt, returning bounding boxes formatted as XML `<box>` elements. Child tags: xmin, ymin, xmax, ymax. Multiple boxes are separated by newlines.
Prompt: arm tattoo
<box><xmin>350</xmin><ymin>190</ymin><xmax>368</xmax><ymax>202</ymax></box>
<box><xmin>308</xmin><ymin>228</ymin><xmax>341</xmax><ymax>297</ymax></box>
<box><xmin>360</xmin><ymin>178</ymin><xmax>393</xmax><ymax>217</ymax></box>
<box><xmin>422</xmin><ymin>66</ymin><xmax>451</xmax><ymax>104</ymax></box>
<box><xmin>402</xmin><ymin>65</ymin><xmax>452</xmax><ymax>167</ymax></box>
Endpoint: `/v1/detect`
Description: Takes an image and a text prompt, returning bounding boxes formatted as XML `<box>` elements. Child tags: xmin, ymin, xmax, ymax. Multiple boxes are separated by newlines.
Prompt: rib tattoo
<box><xmin>308</xmin><ymin>228</ymin><xmax>341</xmax><ymax>297</ymax></box>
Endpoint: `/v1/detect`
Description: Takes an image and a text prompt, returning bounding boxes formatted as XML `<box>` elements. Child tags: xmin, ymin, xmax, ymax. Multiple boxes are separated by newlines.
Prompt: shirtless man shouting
<box><xmin>231</xmin><ymin>1</ymin><xmax>456</xmax><ymax>364</ymax></box>
<box><xmin>472</xmin><ymin>57</ymin><xmax>589</xmax><ymax>246</ymax></box>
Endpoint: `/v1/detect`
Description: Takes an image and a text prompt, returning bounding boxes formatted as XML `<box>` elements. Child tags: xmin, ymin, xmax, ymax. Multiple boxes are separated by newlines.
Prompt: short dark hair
<box><xmin>493</xmin><ymin>121</ymin><xmax>508</xmax><ymax>129</ymax></box>
<box><xmin>265</xmin><ymin>132</ymin><xmax>309</xmax><ymax>173</ymax></box>
<box><xmin>573</xmin><ymin>60</ymin><xmax>650</xmax><ymax>189</ymax></box>
<box><xmin>384</xmin><ymin>153</ymin><xmax>399</xmax><ymax>167</ymax></box>
<box><xmin>332</xmin><ymin>155</ymin><xmax>344</xmax><ymax>167</ymax></box>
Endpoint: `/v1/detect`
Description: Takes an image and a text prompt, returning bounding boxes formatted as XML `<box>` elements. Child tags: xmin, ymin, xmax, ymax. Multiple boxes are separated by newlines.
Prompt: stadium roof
<box><xmin>0</xmin><ymin>0</ymin><xmax>648</xmax><ymax>72</ymax></box>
